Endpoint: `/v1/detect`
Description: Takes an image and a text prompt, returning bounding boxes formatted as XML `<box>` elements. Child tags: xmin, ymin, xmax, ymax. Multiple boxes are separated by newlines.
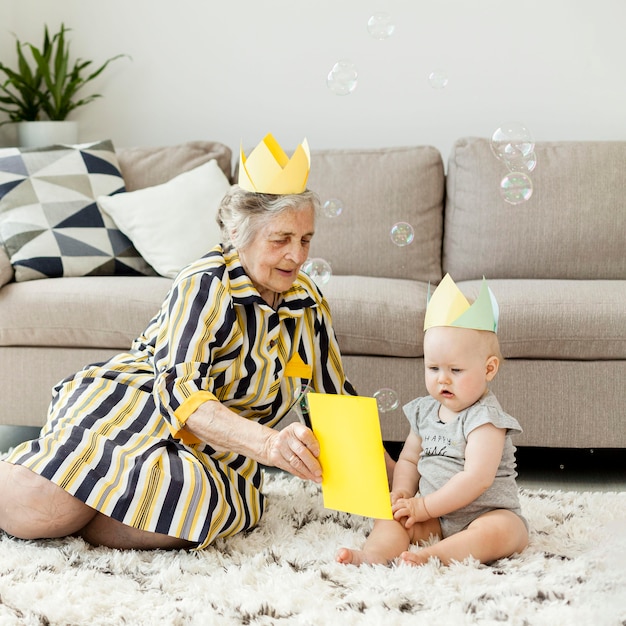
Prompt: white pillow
<box><xmin>97</xmin><ymin>159</ymin><xmax>231</xmax><ymax>278</ymax></box>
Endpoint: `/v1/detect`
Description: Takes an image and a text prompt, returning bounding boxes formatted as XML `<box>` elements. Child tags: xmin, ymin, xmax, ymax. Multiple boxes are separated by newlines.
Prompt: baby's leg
<box><xmin>400</xmin><ymin>509</ymin><xmax>528</xmax><ymax>566</ymax></box>
<box><xmin>336</xmin><ymin>519</ymin><xmax>410</xmax><ymax>566</ymax></box>
<box><xmin>337</xmin><ymin>516</ymin><xmax>441</xmax><ymax>566</ymax></box>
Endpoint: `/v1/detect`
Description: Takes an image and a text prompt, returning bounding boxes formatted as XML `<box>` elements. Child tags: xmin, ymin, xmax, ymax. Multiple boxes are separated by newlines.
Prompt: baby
<box><xmin>337</xmin><ymin>275</ymin><xmax>528</xmax><ymax>566</ymax></box>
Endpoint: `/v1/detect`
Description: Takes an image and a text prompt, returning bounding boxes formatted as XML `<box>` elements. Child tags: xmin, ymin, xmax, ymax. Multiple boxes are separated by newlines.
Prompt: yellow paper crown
<box><xmin>238</xmin><ymin>133</ymin><xmax>311</xmax><ymax>194</ymax></box>
<box><xmin>424</xmin><ymin>274</ymin><xmax>499</xmax><ymax>333</ymax></box>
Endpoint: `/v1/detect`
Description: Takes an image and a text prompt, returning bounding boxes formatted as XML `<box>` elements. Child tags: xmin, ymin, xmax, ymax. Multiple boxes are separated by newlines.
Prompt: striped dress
<box><xmin>6</xmin><ymin>245</ymin><xmax>355</xmax><ymax>548</ymax></box>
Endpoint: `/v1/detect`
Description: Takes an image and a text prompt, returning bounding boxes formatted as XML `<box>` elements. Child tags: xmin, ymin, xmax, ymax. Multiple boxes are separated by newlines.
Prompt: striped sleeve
<box><xmin>153</xmin><ymin>268</ymin><xmax>237</xmax><ymax>439</ymax></box>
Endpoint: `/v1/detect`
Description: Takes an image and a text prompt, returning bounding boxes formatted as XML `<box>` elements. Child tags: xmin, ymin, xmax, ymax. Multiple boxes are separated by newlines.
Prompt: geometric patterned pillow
<box><xmin>0</xmin><ymin>139</ymin><xmax>155</xmax><ymax>282</ymax></box>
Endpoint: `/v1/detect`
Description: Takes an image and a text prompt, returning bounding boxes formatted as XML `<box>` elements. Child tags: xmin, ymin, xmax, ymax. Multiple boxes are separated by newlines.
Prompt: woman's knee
<box><xmin>0</xmin><ymin>462</ymin><xmax>95</xmax><ymax>539</ymax></box>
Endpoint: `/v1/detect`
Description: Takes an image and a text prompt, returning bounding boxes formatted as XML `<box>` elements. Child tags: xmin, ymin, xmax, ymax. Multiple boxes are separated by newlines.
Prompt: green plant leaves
<box><xmin>0</xmin><ymin>23</ymin><xmax>128</xmax><ymax>126</ymax></box>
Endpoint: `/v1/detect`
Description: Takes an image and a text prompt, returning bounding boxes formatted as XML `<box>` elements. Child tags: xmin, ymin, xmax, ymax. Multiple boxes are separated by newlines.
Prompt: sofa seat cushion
<box><xmin>458</xmin><ymin>279</ymin><xmax>626</xmax><ymax>359</ymax></box>
<box><xmin>1</xmin><ymin>273</ymin><xmax>428</xmax><ymax>358</ymax></box>
<box><xmin>0</xmin><ymin>276</ymin><xmax>172</xmax><ymax>349</ymax></box>
<box><xmin>322</xmin><ymin>276</ymin><xmax>428</xmax><ymax>357</ymax></box>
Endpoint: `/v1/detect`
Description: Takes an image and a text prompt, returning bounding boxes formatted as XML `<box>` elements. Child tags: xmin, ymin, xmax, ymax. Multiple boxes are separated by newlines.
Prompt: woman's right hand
<box><xmin>183</xmin><ymin>400</ymin><xmax>322</xmax><ymax>482</ymax></box>
<box><xmin>263</xmin><ymin>422</ymin><xmax>322</xmax><ymax>483</ymax></box>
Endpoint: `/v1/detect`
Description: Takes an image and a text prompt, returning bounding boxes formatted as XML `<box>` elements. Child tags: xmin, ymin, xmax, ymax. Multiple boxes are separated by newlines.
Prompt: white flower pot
<box><xmin>17</xmin><ymin>121</ymin><xmax>79</xmax><ymax>148</ymax></box>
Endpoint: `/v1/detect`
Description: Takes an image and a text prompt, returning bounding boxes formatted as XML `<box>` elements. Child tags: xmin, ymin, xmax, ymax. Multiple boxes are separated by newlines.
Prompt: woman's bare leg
<box><xmin>0</xmin><ymin>461</ymin><xmax>96</xmax><ymax>539</ymax></box>
<box><xmin>0</xmin><ymin>462</ymin><xmax>195</xmax><ymax>550</ymax></box>
<box><xmin>337</xmin><ymin>516</ymin><xmax>441</xmax><ymax>566</ymax></box>
<box><xmin>79</xmin><ymin>514</ymin><xmax>196</xmax><ymax>550</ymax></box>
<box><xmin>400</xmin><ymin>509</ymin><xmax>529</xmax><ymax>566</ymax></box>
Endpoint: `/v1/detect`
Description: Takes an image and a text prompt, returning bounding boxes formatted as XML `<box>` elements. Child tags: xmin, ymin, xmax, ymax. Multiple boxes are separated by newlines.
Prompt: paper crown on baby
<box><xmin>424</xmin><ymin>274</ymin><xmax>499</xmax><ymax>333</ymax></box>
<box><xmin>237</xmin><ymin>133</ymin><xmax>311</xmax><ymax>195</ymax></box>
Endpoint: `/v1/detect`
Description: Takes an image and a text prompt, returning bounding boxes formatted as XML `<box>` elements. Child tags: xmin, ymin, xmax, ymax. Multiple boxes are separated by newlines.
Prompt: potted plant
<box><xmin>0</xmin><ymin>23</ymin><xmax>127</xmax><ymax>147</ymax></box>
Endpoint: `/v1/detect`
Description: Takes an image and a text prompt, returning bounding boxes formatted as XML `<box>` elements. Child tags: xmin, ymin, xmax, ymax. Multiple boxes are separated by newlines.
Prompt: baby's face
<box><xmin>423</xmin><ymin>326</ymin><xmax>497</xmax><ymax>415</ymax></box>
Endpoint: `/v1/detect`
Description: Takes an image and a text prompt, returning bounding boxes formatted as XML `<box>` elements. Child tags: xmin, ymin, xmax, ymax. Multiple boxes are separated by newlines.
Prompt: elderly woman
<box><xmin>0</xmin><ymin>135</ymin><xmax>374</xmax><ymax>550</ymax></box>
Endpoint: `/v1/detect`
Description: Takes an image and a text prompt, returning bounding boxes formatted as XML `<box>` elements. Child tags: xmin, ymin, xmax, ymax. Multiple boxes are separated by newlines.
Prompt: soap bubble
<box><xmin>504</xmin><ymin>150</ymin><xmax>537</xmax><ymax>174</ymax></box>
<box><xmin>291</xmin><ymin>382</ymin><xmax>311</xmax><ymax>424</ymax></box>
<box><xmin>302</xmin><ymin>257</ymin><xmax>332</xmax><ymax>285</ymax></box>
<box><xmin>428</xmin><ymin>69</ymin><xmax>449</xmax><ymax>89</ymax></box>
<box><xmin>367</xmin><ymin>12</ymin><xmax>395</xmax><ymax>40</ymax></box>
<box><xmin>390</xmin><ymin>222</ymin><xmax>415</xmax><ymax>246</ymax></box>
<box><xmin>327</xmin><ymin>60</ymin><xmax>358</xmax><ymax>96</ymax></box>
<box><xmin>374</xmin><ymin>388</ymin><xmax>399</xmax><ymax>413</ymax></box>
<box><xmin>500</xmin><ymin>172</ymin><xmax>533</xmax><ymax>205</ymax></box>
<box><xmin>491</xmin><ymin>122</ymin><xmax>534</xmax><ymax>164</ymax></box>
<box><xmin>322</xmin><ymin>198</ymin><xmax>344</xmax><ymax>218</ymax></box>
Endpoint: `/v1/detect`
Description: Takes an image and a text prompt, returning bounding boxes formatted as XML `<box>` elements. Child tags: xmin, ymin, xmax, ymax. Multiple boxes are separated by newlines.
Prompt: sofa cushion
<box><xmin>0</xmin><ymin>140</ymin><xmax>154</xmax><ymax>282</ymax></box>
<box><xmin>321</xmin><ymin>276</ymin><xmax>427</xmax><ymax>357</ymax></box>
<box><xmin>116</xmin><ymin>141</ymin><xmax>233</xmax><ymax>191</ymax></box>
<box><xmin>307</xmin><ymin>146</ymin><xmax>444</xmax><ymax>282</ymax></box>
<box><xmin>458</xmin><ymin>279</ymin><xmax>626</xmax><ymax>359</ymax></box>
<box><xmin>445</xmin><ymin>138</ymin><xmax>626</xmax><ymax>280</ymax></box>
<box><xmin>0</xmin><ymin>243</ymin><xmax>12</xmax><ymax>287</ymax></box>
<box><xmin>0</xmin><ymin>276</ymin><xmax>172</xmax><ymax>349</ymax></box>
<box><xmin>0</xmin><ymin>271</ymin><xmax>427</xmax><ymax>358</ymax></box>
<box><xmin>98</xmin><ymin>160</ymin><xmax>231</xmax><ymax>278</ymax></box>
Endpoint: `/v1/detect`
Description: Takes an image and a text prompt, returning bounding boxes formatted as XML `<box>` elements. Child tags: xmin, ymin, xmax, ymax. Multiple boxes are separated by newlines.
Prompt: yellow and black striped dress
<box><xmin>6</xmin><ymin>245</ymin><xmax>355</xmax><ymax>548</ymax></box>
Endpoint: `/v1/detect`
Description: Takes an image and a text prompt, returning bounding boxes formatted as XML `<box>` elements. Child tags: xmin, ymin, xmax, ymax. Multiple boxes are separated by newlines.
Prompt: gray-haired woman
<box><xmin>0</xmin><ymin>181</ymin><xmax>366</xmax><ymax>550</ymax></box>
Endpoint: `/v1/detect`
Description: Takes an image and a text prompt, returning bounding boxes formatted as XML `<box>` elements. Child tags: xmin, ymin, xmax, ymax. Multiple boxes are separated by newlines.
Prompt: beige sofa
<box><xmin>1</xmin><ymin>138</ymin><xmax>624</xmax><ymax>449</ymax></box>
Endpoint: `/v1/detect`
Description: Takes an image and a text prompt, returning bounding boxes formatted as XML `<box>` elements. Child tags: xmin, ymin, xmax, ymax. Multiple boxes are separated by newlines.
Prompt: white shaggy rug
<box><xmin>0</xmin><ymin>471</ymin><xmax>624</xmax><ymax>626</ymax></box>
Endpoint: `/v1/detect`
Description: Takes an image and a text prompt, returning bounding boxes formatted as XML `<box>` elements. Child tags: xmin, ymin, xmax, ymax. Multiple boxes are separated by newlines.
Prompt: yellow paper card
<box><xmin>307</xmin><ymin>393</ymin><xmax>393</xmax><ymax>520</ymax></box>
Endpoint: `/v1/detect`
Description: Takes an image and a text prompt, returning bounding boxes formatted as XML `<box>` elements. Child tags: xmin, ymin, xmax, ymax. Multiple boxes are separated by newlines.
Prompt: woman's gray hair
<box><xmin>216</xmin><ymin>185</ymin><xmax>320</xmax><ymax>250</ymax></box>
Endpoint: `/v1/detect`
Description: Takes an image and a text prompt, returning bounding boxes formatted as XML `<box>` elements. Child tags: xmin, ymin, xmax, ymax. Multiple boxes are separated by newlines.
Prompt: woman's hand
<box><xmin>184</xmin><ymin>401</ymin><xmax>321</xmax><ymax>481</ymax></box>
<box><xmin>263</xmin><ymin>422</ymin><xmax>322</xmax><ymax>483</ymax></box>
<box><xmin>183</xmin><ymin>399</ymin><xmax>321</xmax><ymax>481</ymax></box>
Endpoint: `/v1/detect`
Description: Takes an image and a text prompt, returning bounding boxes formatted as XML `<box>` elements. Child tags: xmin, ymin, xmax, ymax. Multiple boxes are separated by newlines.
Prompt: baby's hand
<box><xmin>389</xmin><ymin>489</ymin><xmax>412</xmax><ymax>506</ymax></box>
<box><xmin>392</xmin><ymin>497</ymin><xmax>431</xmax><ymax>528</ymax></box>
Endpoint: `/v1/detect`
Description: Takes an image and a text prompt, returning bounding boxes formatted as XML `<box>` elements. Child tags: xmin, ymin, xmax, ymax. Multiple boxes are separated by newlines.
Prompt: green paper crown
<box><xmin>424</xmin><ymin>274</ymin><xmax>499</xmax><ymax>333</ymax></box>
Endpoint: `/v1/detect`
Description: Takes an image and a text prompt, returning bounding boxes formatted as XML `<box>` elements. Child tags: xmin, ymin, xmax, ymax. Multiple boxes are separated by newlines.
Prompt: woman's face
<box><xmin>239</xmin><ymin>205</ymin><xmax>315</xmax><ymax>301</ymax></box>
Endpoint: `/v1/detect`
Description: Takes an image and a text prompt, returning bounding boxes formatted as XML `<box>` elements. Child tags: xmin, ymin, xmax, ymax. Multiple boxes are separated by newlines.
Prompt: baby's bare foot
<box><xmin>336</xmin><ymin>547</ymin><xmax>389</xmax><ymax>566</ymax></box>
<box><xmin>336</xmin><ymin>548</ymin><xmax>360</xmax><ymax>565</ymax></box>
<box><xmin>399</xmin><ymin>550</ymin><xmax>429</xmax><ymax>566</ymax></box>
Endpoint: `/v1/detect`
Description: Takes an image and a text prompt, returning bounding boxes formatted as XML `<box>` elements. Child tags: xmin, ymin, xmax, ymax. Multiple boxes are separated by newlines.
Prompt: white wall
<box><xmin>1</xmin><ymin>0</ymin><xmax>625</xmax><ymax>162</ymax></box>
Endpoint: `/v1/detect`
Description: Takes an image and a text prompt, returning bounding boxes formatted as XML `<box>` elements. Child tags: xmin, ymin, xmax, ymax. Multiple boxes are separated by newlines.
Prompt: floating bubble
<box><xmin>504</xmin><ymin>150</ymin><xmax>537</xmax><ymax>174</ymax></box>
<box><xmin>428</xmin><ymin>69</ymin><xmax>449</xmax><ymax>89</ymax></box>
<box><xmin>491</xmin><ymin>122</ymin><xmax>534</xmax><ymax>164</ymax></box>
<box><xmin>500</xmin><ymin>172</ymin><xmax>533</xmax><ymax>205</ymax></box>
<box><xmin>326</xmin><ymin>60</ymin><xmax>358</xmax><ymax>96</ymax></box>
<box><xmin>374</xmin><ymin>388</ymin><xmax>399</xmax><ymax>413</ymax></box>
<box><xmin>390</xmin><ymin>222</ymin><xmax>415</xmax><ymax>246</ymax></box>
<box><xmin>291</xmin><ymin>382</ymin><xmax>311</xmax><ymax>424</ymax></box>
<box><xmin>367</xmin><ymin>12</ymin><xmax>395</xmax><ymax>40</ymax></box>
<box><xmin>302</xmin><ymin>257</ymin><xmax>332</xmax><ymax>285</ymax></box>
<box><xmin>322</xmin><ymin>198</ymin><xmax>344</xmax><ymax>218</ymax></box>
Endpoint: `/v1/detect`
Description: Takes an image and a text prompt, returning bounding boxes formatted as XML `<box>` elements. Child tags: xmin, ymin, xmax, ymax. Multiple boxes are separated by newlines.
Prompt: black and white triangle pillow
<box><xmin>0</xmin><ymin>140</ymin><xmax>155</xmax><ymax>282</ymax></box>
